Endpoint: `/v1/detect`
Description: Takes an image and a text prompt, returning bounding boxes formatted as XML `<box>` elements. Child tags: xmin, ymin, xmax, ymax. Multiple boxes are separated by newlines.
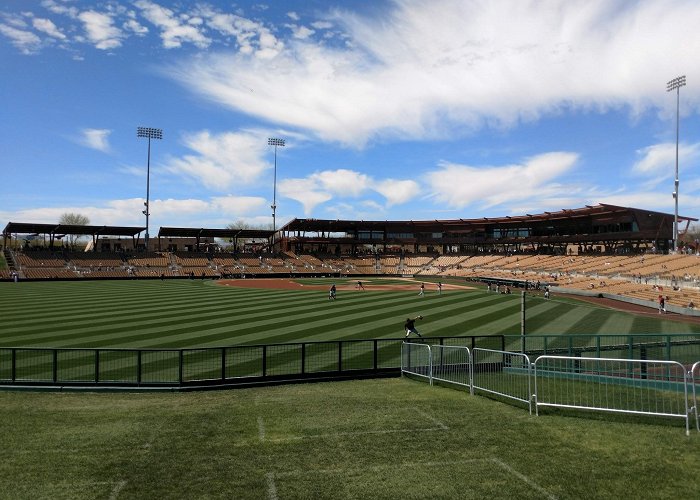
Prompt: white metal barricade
<box><xmin>472</xmin><ymin>348</ymin><xmax>532</xmax><ymax>414</ymax></box>
<box><xmin>534</xmin><ymin>356</ymin><xmax>692</xmax><ymax>435</ymax></box>
<box><xmin>691</xmin><ymin>361</ymin><xmax>700</xmax><ymax>432</ymax></box>
<box><xmin>430</xmin><ymin>345</ymin><xmax>472</xmax><ymax>392</ymax></box>
<box><xmin>401</xmin><ymin>341</ymin><xmax>432</xmax><ymax>385</ymax></box>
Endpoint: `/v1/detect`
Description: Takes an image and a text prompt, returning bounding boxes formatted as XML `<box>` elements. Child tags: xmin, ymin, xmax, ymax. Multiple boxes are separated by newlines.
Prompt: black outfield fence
<box><xmin>0</xmin><ymin>336</ymin><xmax>505</xmax><ymax>390</ymax></box>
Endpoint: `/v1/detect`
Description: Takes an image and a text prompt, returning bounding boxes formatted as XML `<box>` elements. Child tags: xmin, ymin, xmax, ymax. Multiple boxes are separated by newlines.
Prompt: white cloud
<box><xmin>79</xmin><ymin>128</ymin><xmax>112</xmax><ymax>152</ymax></box>
<box><xmin>633</xmin><ymin>142</ymin><xmax>700</xmax><ymax>176</ymax></box>
<box><xmin>287</xmin><ymin>12</ymin><xmax>300</xmax><ymax>22</ymax></box>
<box><xmin>0</xmin><ymin>23</ymin><xmax>41</xmax><ymax>54</ymax></box>
<box><xmin>311</xmin><ymin>21</ymin><xmax>333</xmax><ymax>30</ymax></box>
<box><xmin>78</xmin><ymin>10</ymin><xmax>123</xmax><ymax>49</ymax></box>
<box><xmin>170</xmin><ymin>0</ymin><xmax>700</xmax><ymax>147</ymax></box>
<box><xmin>135</xmin><ymin>0</ymin><xmax>210</xmax><ymax>49</ymax></box>
<box><xmin>32</xmin><ymin>18</ymin><xmax>65</xmax><ymax>39</ymax></box>
<box><xmin>0</xmin><ymin>195</ymin><xmax>268</xmax><ymax>230</ymax></box>
<box><xmin>426</xmin><ymin>152</ymin><xmax>579</xmax><ymax>210</ymax></box>
<box><xmin>211</xmin><ymin>195</ymin><xmax>267</xmax><ymax>215</ymax></box>
<box><xmin>41</xmin><ymin>0</ymin><xmax>79</xmax><ymax>18</ymax></box>
<box><xmin>278</xmin><ymin>168</ymin><xmax>421</xmax><ymax>215</ymax></box>
<box><xmin>312</xmin><ymin>169</ymin><xmax>369</xmax><ymax>196</ymax></box>
<box><xmin>373</xmin><ymin>179</ymin><xmax>421</xmax><ymax>206</ymax></box>
<box><xmin>278</xmin><ymin>178</ymin><xmax>332</xmax><ymax>216</ymax></box>
<box><xmin>123</xmin><ymin>18</ymin><xmax>148</xmax><ymax>35</ymax></box>
<box><xmin>289</xmin><ymin>24</ymin><xmax>314</xmax><ymax>40</ymax></box>
<box><xmin>164</xmin><ymin>130</ymin><xmax>269</xmax><ymax>190</ymax></box>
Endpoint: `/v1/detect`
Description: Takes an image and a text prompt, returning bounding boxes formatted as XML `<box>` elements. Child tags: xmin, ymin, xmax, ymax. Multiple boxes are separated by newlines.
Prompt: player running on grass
<box><xmin>404</xmin><ymin>315</ymin><xmax>424</xmax><ymax>339</ymax></box>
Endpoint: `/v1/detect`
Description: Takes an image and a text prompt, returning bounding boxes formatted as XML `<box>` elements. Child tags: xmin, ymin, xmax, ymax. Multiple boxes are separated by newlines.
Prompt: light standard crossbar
<box><xmin>666</xmin><ymin>75</ymin><xmax>686</xmax><ymax>253</ymax></box>
<box><xmin>137</xmin><ymin>127</ymin><xmax>163</xmax><ymax>251</ymax></box>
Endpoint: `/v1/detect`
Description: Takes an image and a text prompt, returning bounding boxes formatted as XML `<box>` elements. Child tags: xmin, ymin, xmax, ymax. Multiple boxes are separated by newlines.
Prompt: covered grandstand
<box><xmin>3</xmin><ymin>204</ymin><xmax>699</xmax><ymax>309</ymax></box>
<box><xmin>277</xmin><ymin>204</ymin><xmax>697</xmax><ymax>256</ymax></box>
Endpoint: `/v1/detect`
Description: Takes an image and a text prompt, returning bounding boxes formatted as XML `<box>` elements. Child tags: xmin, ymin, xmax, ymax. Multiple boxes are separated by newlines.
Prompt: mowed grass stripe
<box><xmin>147</xmin><ymin>292</ymin><xmax>471</xmax><ymax>348</ymax></box>
<box><xmin>2</xmin><ymin>282</ymin><xmax>699</xmax><ymax>350</ymax></box>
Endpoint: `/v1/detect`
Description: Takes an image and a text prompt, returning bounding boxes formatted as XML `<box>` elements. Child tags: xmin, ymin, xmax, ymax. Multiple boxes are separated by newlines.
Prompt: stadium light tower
<box><xmin>667</xmin><ymin>76</ymin><xmax>685</xmax><ymax>253</ymax></box>
<box><xmin>268</xmin><ymin>137</ymin><xmax>285</xmax><ymax>251</ymax></box>
<box><xmin>137</xmin><ymin>127</ymin><xmax>163</xmax><ymax>251</ymax></box>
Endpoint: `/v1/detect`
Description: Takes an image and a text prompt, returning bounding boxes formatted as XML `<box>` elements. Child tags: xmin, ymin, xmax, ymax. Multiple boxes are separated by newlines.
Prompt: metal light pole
<box><xmin>268</xmin><ymin>137</ymin><xmax>285</xmax><ymax>252</ymax></box>
<box><xmin>666</xmin><ymin>75</ymin><xmax>685</xmax><ymax>253</ymax></box>
<box><xmin>137</xmin><ymin>127</ymin><xmax>163</xmax><ymax>251</ymax></box>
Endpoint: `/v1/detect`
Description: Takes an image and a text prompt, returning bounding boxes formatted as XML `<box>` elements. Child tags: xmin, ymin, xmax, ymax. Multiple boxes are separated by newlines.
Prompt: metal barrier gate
<box><xmin>430</xmin><ymin>344</ymin><xmax>472</xmax><ymax>391</ymax></box>
<box><xmin>534</xmin><ymin>356</ymin><xmax>692</xmax><ymax>435</ymax></box>
<box><xmin>472</xmin><ymin>348</ymin><xmax>532</xmax><ymax>414</ymax></box>
<box><xmin>401</xmin><ymin>342</ymin><xmax>432</xmax><ymax>384</ymax></box>
<box><xmin>401</xmin><ymin>344</ymin><xmax>698</xmax><ymax>434</ymax></box>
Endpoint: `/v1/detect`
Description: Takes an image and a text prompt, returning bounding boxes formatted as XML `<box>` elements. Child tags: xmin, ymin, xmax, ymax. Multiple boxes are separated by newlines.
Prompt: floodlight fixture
<box><xmin>666</xmin><ymin>75</ymin><xmax>686</xmax><ymax>253</ymax></box>
<box><xmin>268</xmin><ymin>137</ymin><xmax>285</xmax><ymax>251</ymax></box>
<box><xmin>137</xmin><ymin>126</ymin><xmax>163</xmax><ymax>251</ymax></box>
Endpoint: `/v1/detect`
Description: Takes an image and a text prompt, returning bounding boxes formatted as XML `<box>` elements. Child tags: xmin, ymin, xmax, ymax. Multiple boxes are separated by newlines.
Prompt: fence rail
<box><xmin>473</xmin><ymin>348</ymin><xmax>532</xmax><ymax>414</ymax></box>
<box><xmin>0</xmin><ymin>336</ymin><xmax>499</xmax><ymax>389</ymax></box>
<box><xmin>505</xmin><ymin>334</ymin><xmax>700</xmax><ymax>364</ymax></box>
<box><xmin>534</xmin><ymin>356</ymin><xmax>692</xmax><ymax>434</ymax></box>
<box><xmin>401</xmin><ymin>343</ymin><xmax>699</xmax><ymax>434</ymax></box>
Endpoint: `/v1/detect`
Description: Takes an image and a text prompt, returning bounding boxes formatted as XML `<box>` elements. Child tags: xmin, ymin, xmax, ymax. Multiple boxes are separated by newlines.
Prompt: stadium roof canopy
<box><xmin>280</xmin><ymin>204</ymin><xmax>696</xmax><ymax>233</ymax></box>
<box><xmin>2</xmin><ymin>222</ymin><xmax>145</xmax><ymax>238</ymax></box>
<box><xmin>157</xmin><ymin>227</ymin><xmax>274</xmax><ymax>239</ymax></box>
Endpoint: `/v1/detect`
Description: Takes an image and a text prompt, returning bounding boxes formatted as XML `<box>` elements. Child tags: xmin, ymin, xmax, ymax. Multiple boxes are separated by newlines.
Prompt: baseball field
<box><xmin>2</xmin><ymin>277</ymin><xmax>699</xmax><ymax>349</ymax></box>
<box><xmin>1</xmin><ymin>278</ymin><xmax>699</xmax><ymax>499</ymax></box>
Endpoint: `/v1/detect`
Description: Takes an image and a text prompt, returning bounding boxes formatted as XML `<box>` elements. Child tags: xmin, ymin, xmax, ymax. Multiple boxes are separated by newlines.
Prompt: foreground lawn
<box><xmin>0</xmin><ymin>378</ymin><xmax>697</xmax><ymax>499</ymax></box>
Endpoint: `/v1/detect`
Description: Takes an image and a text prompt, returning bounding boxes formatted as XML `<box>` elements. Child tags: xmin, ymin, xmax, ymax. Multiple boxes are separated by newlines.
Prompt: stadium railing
<box><xmin>0</xmin><ymin>335</ymin><xmax>502</xmax><ymax>390</ymax></box>
<box><xmin>504</xmin><ymin>334</ymin><xmax>700</xmax><ymax>365</ymax></box>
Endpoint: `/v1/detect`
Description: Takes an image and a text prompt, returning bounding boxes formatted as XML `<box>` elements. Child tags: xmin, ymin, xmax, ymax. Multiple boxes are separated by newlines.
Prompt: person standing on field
<box><xmin>404</xmin><ymin>315</ymin><xmax>424</xmax><ymax>339</ymax></box>
<box><xmin>419</xmin><ymin>283</ymin><xmax>425</xmax><ymax>296</ymax></box>
<box><xmin>329</xmin><ymin>283</ymin><xmax>337</xmax><ymax>300</ymax></box>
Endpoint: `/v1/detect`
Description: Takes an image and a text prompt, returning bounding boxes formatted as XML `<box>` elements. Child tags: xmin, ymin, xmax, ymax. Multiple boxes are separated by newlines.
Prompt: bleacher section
<box><xmin>4</xmin><ymin>249</ymin><xmax>700</xmax><ymax>311</ymax></box>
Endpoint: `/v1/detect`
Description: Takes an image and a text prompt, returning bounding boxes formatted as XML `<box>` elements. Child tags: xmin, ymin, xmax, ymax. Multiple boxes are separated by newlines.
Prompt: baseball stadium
<box><xmin>1</xmin><ymin>203</ymin><xmax>700</xmax><ymax>498</ymax></box>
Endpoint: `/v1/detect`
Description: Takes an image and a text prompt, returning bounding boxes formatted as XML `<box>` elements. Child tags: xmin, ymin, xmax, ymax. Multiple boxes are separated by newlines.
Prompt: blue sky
<box><xmin>2</xmin><ymin>0</ymin><xmax>700</xmax><ymax>232</ymax></box>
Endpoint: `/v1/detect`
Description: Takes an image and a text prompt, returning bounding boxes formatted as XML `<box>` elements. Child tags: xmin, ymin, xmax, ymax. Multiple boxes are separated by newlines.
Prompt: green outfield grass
<box><xmin>1</xmin><ymin>279</ymin><xmax>699</xmax><ymax>349</ymax></box>
<box><xmin>0</xmin><ymin>378</ymin><xmax>697</xmax><ymax>499</ymax></box>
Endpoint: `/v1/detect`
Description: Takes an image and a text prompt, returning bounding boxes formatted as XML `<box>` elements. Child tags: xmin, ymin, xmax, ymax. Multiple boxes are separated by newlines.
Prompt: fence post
<box><xmin>221</xmin><ymin>347</ymin><xmax>226</xmax><ymax>382</ymax></box>
<box><xmin>338</xmin><ymin>341</ymin><xmax>343</xmax><ymax>373</ymax></box>
<box><xmin>95</xmin><ymin>349</ymin><xmax>100</xmax><ymax>384</ymax></box>
<box><xmin>640</xmin><ymin>347</ymin><xmax>647</xmax><ymax>379</ymax></box>
<box><xmin>262</xmin><ymin>345</ymin><xmax>267</xmax><ymax>377</ymax></box>
<box><xmin>628</xmin><ymin>335</ymin><xmax>633</xmax><ymax>361</ymax></box>
<box><xmin>11</xmin><ymin>348</ymin><xmax>16</xmax><ymax>383</ymax></box>
<box><xmin>373</xmin><ymin>340</ymin><xmax>378</xmax><ymax>370</ymax></box>
<box><xmin>521</xmin><ymin>291</ymin><xmax>526</xmax><ymax>353</ymax></box>
<box><xmin>178</xmin><ymin>350</ymin><xmax>184</xmax><ymax>385</ymax></box>
<box><xmin>301</xmin><ymin>343</ymin><xmax>306</xmax><ymax>375</ymax></box>
<box><xmin>137</xmin><ymin>350</ymin><xmax>142</xmax><ymax>386</ymax></box>
<box><xmin>428</xmin><ymin>344</ymin><xmax>433</xmax><ymax>386</ymax></box>
<box><xmin>52</xmin><ymin>349</ymin><xmax>58</xmax><ymax>383</ymax></box>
